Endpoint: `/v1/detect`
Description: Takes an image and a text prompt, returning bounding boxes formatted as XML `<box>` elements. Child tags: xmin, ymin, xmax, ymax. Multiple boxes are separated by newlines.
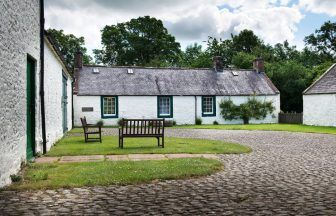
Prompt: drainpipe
<box><xmin>194</xmin><ymin>96</ymin><xmax>197</xmax><ymax>124</ymax></box>
<box><xmin>71</xmin><ymin>81</ymin><xmax>74</xmax><ymax>128</ymax></box>
<box><xmin>40</xmin><ymin>0</ymin><xmax>47</xmax><ymax>154</ymax></box>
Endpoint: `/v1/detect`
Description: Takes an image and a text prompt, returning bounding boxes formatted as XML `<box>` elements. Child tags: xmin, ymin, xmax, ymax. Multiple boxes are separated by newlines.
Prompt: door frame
<box><xmin>26</xmin><ymin>55</ymin><xmax>36</xmax><ymax>160</ymax></box>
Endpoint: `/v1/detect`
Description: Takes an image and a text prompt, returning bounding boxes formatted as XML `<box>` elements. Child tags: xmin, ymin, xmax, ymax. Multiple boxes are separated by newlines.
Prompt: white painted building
<box><xmin>0</xmin><ymin>0</ymin><xmax>42</xmax><ymax>188</ymax></box>
<box><xmin>0</xmin><ymin>0</ymin><xmax>72</xmax><ymax>187</ymax></box>
<box><xmin>303</xmin><ymin>64</ymin><xmax>336</xmax><ymax>127</ymax></box>
<box><xmin>44</xmin><ymin>33</ymin><xmax>73</xmax><ymax>151</ymax></box>
<box><xmin>73</xmin><ymin>56</ymin><xmax>280</xmax><ymax>126</ymax></box>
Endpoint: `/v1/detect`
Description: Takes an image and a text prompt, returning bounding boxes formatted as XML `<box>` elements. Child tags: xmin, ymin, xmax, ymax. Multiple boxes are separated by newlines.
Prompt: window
<box><xmin>101</xmin><ymin>96</ymin><xmax>118</xmax><ymax>118</ymax></box>
<box><xmin>202</xmin><ymin>96</ymin><xmax>216</xmax><ymax>117</ymax></box>
<box><xmin>157</xmin><ymin>96</ymin><xmax>173</xmax><ymax>118</ymax></box>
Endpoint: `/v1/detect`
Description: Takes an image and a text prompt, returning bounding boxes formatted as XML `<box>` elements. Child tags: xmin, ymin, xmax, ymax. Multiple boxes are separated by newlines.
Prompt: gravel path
<box><xmin>1</xmin><ymin>129</ymin><xmax>336</xmax><ymax>215</ymax></box>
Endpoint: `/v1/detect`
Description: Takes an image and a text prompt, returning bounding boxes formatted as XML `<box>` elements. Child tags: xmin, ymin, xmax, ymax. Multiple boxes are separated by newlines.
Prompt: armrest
<box><xmin>85</xmin><ymin>125</ymin><xmax>101</xmax><ymax>128</ymax></box>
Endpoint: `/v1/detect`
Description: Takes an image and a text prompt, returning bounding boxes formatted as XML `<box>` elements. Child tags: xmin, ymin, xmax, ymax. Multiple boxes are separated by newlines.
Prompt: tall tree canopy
<box><xmin>305</xmin><ymin>21</ymin><xmax>336</xmax><ymax>58</ymax></box>
<box><xmin>231</xmin><ymin>29</ymin><xmax>263</xmax><ymax>53</ymax></box>
<box><xmin>94</xmin><ymin>16</ymin><xmax>181</xmax><ymax>66</ymax></box>
<box><xmin>46</xmin><ymin>29</ymin><xmax>92</xmax><ymax>69</ymax></box>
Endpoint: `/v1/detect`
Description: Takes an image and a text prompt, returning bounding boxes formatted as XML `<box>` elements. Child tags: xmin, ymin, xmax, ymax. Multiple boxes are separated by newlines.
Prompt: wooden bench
<box><xmin>80</xmin><ymin>117</ymin><xmax>102</xmax><ymax>143</ymax></box>
<box><xmin>119</xmin><ymin>119</ymin><xmax>165</xmax><ymax>148</ymax></box>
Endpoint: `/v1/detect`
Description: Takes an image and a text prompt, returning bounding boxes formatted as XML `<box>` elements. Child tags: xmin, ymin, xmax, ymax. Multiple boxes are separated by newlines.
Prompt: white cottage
<box><xmin>44</xmin><ymin>32</ymin><xmax>73</xmax><ymax>150</ymax></box>
<box><xmin>0</xmin><ymin>0</ymin><xmax>73</xmax><ymax>187</ymax></box>
<box><xmin>73</xmin><ymin>54</ymin><xmax>280</xmax><ymax>126</ymax></box>
<box><xmin>303</xmin><ymin>64</ymin><xmax>336</xmax><ymax>127</ymax></box>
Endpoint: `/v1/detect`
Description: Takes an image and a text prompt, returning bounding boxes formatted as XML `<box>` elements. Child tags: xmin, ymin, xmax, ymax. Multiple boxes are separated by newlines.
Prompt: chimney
<box><xmin>73</xmin><ymin>50</ymin><xmax>83</xmax><ymax>95</ymax></box>
<box><xmin>253</xmin><ymin>57</ymin><xmax>264</xmax><ymax>73</ymax></box>
<box><xmin>213</xmin><ymin>56</ymin><xmax>224</xmax><ymax>72</ymax></box>
<box><xmin>74</xmin><ymin>50</ymin><xmax>83</xmax><ymax>69</ymax></box>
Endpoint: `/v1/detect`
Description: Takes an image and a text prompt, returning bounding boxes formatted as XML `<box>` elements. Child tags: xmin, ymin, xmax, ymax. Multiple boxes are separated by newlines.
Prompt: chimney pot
<box><xmin>213</xmin><ymin>56</ymin><xmax>224</xmax><ymax>72</ymax></box>
<box><xmin>74</xmin><ymin>50</ymin><xmax>83</xmax><ymax>69</ymax></box>
<box><xmin>253</xmin><ymin>57</ymin><xmax>264</xmax><ymax>73</ymax></box>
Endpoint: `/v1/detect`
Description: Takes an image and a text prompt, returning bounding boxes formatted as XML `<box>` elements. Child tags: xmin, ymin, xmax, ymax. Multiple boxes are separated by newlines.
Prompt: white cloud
<box><xmin>45</xmin><ymin>0</ymin><xmax>304</xmax><ymax>56</ymax></box>
<box><xmin>299</xmin><ymin>0</ymin><xmax>336</xmax><ymax>16</ymax></box>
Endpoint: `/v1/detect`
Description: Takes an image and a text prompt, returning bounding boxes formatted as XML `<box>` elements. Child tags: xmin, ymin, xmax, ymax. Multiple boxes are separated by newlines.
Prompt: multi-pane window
<box><xmin>158</xmin><ymin>96</ymin><xmax>173</xmax><ymax>118</ymax></box>
<box><xmin>102</xmin><ymin>96</ymin><xmax>118</xmax><ymax>118</ymax></box>
<box><xmin>202</xmin><ymin>96</ymin><xmax>216</xmax><ymax>116</ymax></box>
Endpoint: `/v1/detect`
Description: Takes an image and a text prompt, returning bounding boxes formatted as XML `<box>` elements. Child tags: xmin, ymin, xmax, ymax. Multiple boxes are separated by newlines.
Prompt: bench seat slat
<box><xmin>119</xmin><ymin>118</ymin><xmax>165</xmax><ymax>148</ymax></box>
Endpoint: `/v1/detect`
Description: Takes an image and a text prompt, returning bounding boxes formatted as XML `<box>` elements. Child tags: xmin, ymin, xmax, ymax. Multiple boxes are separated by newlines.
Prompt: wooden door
<box><xmin>26</xmin><ymin>57</ymin><xmax>35</xmax><ymax>160</ymax></box>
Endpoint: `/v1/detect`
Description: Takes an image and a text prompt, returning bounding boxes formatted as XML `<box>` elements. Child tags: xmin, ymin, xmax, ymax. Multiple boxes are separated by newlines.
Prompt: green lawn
<box><xmin>46</xmin><ymin>136</ymin><xmax>251</xmax><ymax>156</ymax></box>
<box><xmin>175</xmin><ymin>124</ymin><xmax>336</xmax><ymax>135</ymax></box>
<box><xmin>9</xmin><ymin>158</ymin><xmax>222</xmax><ymax>190</ymax></box>
<box><xmin>70</xmin><ymin>123</ymin><xmax>336</xmax><ymax>135</ymax></box>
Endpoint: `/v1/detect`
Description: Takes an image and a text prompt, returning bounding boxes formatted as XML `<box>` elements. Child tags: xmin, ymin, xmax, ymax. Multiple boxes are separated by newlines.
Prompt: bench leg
<box><xmin>119</xmin><ymin>137</ymin><xmax>123</xmax><ymax>149</ymax></box>
<box><xmin>162</xmin><ymin>136</ymin><xmax>164</xmax><ymax>148</ymax></box>
<box><xmin>157</xmin><ymin>137</ymin><xmax>160</xmax><ymax>147</ymax></box>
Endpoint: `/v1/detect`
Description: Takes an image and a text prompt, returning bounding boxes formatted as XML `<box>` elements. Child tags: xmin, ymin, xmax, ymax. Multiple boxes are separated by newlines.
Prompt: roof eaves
<box><xmin>44</xmin><ymin>30</ymin><xmax>73</xmax><ymax>79</ymax></box>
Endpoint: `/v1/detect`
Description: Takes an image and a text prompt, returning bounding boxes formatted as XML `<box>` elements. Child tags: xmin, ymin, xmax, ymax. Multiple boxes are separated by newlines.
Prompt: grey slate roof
<box><xmin>77</xmin><ymin>66</ymin><xmax>279</xmax><ymax>96</ymax></box>
<box><xmin>304</xmin><ymin>64</ymin><xmax>336</xmax><ymax>95</ymax></box>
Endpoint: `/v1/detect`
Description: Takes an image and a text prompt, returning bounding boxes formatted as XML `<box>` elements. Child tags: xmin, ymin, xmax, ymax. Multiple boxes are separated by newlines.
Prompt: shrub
<box><xmin>213</xmin><ymin>121</ymin><xmax>219</xmax><ymax>125</ymax></box>
<box><xmin>97</xmin><ymin>120</ymin><xmax>104</xmax><ymax>127</ymax></box>
<box><xmin>195</xmin><ymin>117</ymin><xmax>202</xmax><ymax>125</ymax></box>
<box><xmin>219</xmin><ymin>97</ymin><xmax>275</xmax><ymax>124</ymax></box>
<box><xmin>164</xmin><ymin>120</ymin><xmax>174</xmax><ymax>127</ymax></box>
<box><xmin>117</xmin><ymin>119</ymin><xmax>123</xmax><ymax>126</ymax></box>
<box><xmin>173</xmin><ymin>120</ymin><xmax>177</xmax><ymax>126</ymax></box>
<box><xmin>10</xmin><ymin>174</ymin><xmax>22</xmax><ymax>183</ymax></box>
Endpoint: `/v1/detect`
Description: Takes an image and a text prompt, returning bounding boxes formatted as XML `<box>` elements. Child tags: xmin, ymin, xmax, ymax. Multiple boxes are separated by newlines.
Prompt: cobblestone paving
<box><xmin>1</xmin><ymin>129</ymin><xmax>336</xmax><ymax>215</ymax></box>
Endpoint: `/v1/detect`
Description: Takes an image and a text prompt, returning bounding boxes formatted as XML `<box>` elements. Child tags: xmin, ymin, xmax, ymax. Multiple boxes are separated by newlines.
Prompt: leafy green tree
<box><xmin>304</xmin><ymin>21</ymin><xmax>336</xmax><ymax>58</ymax></box>
<box><xmin>265</xmin><ymin>61</ymin><xmax>309</xmax><ymax>112</ymax></box>
<box><xmin>219</xmin><ymin>97</ymin><xmax>275</xmax><ymax>124</ymax></box>
<box><xmin>273</xmin><ymin>41</ymin><xmax>300</xmax><ymax>62</ymax></box>
<box><xmin>232</xmin><ymin>52</ymin><xmax>255</xmax><ymax>69</ymax></box>
<box><xmin>179</xmin><ymin>43</ymin><xmax>212</xmax><ymax>68</ymax></box>
<box><xmin>206</xmin><ymin>37</ymin><xmax>234</xmax><ymax>67</ymax></box>
<box><xmin>46</xmin><ymin>29</ymin><xmax>92</xmax><ymax>69</ymax></box>
<box><xmin>231</xmin><ymin>29</ymin><xmax>263</xmax><ymax>53</ymax></box>
<box><xmin>94</xmin><ymin>16</ymin><xmax>181</xmax><ymax>66</ymax></box>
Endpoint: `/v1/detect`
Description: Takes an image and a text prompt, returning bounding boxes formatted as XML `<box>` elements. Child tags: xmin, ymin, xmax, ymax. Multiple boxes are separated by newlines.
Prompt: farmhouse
<box><xmin>0</xmin><ymin>0</ymin><xmax>72</xmax><ymax>187</ymax></box>
<box><xmin>303</xmin><ymin>64</ymin><xmax>336</xmax><ymax>127</ymax></box>
<box><xmin>73</xmin><ymin>55</ymin><xmax>280</xmax><ymax>126</ymax></box>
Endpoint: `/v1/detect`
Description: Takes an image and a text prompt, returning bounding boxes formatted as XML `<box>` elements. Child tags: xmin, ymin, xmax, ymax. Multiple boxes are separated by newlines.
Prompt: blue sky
<box><xmin>45</xmin><ymin>0</ymin><xmax>336</xmax><ymax>55</ymax></box>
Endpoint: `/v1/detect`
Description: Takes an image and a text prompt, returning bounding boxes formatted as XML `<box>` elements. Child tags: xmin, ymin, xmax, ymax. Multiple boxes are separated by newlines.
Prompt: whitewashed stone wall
<box><xmin>303</xmin><ymin>94</ymin><xmax>336</xmax><ymax>127</ymax></box>
<box><xmin>39</xmin><ymin>39</ymin><xmax>72</xmax><ymax>152</ymax></box>
<box><xmin>0</xmin><ymin>0</ymin><xmax>41</xmax><ymax>187</ymax></box>
<box><xmin>74</xmin><ymin>95</ymin><xmax>280</xmax><ymax>126</ymax></box>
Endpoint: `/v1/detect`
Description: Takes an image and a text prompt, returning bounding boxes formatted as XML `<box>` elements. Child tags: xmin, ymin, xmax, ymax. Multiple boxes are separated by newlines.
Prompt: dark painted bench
<box><xmin>80</xmin><ymin>117</ymin><xmax>102</xmax><ymax>143</ymax></box>
<box><xmin>118</xmin><ymin>119</ymin><xmax>165</xmax><ymax>148</ymax></box>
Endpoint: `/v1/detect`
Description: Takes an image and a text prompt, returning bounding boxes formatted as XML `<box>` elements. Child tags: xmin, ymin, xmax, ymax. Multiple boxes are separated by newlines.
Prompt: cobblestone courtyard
<box><xmin>1</xmin><ymin>129</ymin><xmax>336</xmax><ymax>215</ymax></box>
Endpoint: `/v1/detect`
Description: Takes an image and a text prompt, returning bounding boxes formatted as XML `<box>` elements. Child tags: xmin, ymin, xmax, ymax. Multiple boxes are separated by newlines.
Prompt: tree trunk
<box><xmin>243</xmin><ymin>117</ymin><xmax>249</xmax><ymax>124</ymax></box>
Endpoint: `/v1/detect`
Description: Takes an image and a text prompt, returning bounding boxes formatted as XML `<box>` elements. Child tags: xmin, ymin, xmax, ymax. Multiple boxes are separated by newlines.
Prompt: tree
<box><xmin>231</xmin><ymin>29</ymin><xmax>263</xmax><ymax>53</ymax></box>
<box><xmin>206</xmin><ymin>37</ymin><xmax>234</xmax><ymax>67</ymax></box>
<box><xmin>219</xmin><ymin>97</ymin><xmax>275</xmax><ymax>124</ymax></box>
<box><xmin>265</xmin><ymin>61</ymin><xmax>309</xmax><ymax>112</ymax></box>
<box><xmin>273</xmin><ymin>41</ymin><xmax>300</xmax><ymax>62</ymax></box>
<box><xmin>304</xmin><ymin>21</ymin><xmax>336</xmax><ymax>58</ymax></box>
<box><xmin>179</xmin><ymin>43</ymin><xmax>212</xmax><ymax>68</ymax></box>
<box><xmin>231</xmin><ymin>52</ymin><xmax>255</xmax><ymax>69</ymax></box>
<box><xmin>94</xmin><ymin>16</ymin><xmax>181</xmax><ymax>66</ymax></box>
<box><xmin>46</xmin><ymin>29</ymin><xmax>92</xmax><ymax>69</ymax></box>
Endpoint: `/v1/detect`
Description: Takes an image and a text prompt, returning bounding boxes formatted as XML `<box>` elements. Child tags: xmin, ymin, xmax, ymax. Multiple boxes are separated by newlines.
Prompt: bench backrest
<box><xmin>80</xmin><ymin>117</ymin><xmax>88</xmax><ymax>132</ymax></box>
<box><xmin>120</xmin><ymin>119</ymin><xmax>164</xmax><ymax>136</ymax></box>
